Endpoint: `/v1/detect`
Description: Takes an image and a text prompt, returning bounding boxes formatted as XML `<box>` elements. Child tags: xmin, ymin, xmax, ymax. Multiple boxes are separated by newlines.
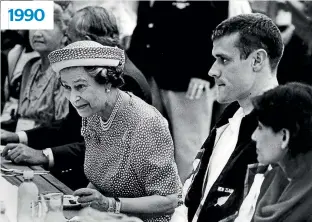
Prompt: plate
<box><xmin>63</xmin><ymin>195</ymin><xmax>82</xmax><ymax>209</ymax></box>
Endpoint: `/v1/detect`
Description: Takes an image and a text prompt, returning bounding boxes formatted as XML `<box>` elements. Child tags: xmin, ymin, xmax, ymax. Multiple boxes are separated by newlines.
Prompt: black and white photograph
<box><xmin>1</xmin><ymin>1</ymin><xmax>312</xmax><ymax>222</ymax></box>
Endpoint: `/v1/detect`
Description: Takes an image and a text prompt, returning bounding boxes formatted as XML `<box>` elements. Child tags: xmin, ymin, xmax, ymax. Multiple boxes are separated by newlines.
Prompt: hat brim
<box><xmin>51</xmin><ymin>58</ymin><xmax>120</xmax><ymax>73</ymax></box>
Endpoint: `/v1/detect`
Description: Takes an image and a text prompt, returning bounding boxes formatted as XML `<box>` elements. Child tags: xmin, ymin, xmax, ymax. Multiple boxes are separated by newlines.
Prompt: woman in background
<box><xmin>1</xmin><ymin>3</ymin><xmax>70</xmax><ymax>132</ymax></box>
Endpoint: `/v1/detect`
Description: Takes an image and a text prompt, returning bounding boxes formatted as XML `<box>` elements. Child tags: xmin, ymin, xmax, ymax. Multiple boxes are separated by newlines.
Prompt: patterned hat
<box><xmin>48</xmin><ymin>40</ymin><xmax>125</xmax><ymax>73</ymax></box>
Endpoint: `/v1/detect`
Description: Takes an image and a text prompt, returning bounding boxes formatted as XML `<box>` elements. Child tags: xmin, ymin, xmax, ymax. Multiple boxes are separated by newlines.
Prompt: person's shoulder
<box><xmin>261</xmin><ymin>165</ymin><xmax>282</xmax><ymax>187</ymax></box>
<box><xmin>129</xmin><ymin>95</ymin><xmax>168</xmax><ymax>127</ymax></box>
<box><xmin>129</xmin><ymin>94</ymin><xmax>156</xmax><ymax>115</ymax></box>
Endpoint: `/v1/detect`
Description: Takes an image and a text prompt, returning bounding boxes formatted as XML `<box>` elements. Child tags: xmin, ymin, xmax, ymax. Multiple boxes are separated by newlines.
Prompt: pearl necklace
<box><xmin>100</xmin><ymin>91</ymin><xmax>122</xmax><ymax>131</ymax></box>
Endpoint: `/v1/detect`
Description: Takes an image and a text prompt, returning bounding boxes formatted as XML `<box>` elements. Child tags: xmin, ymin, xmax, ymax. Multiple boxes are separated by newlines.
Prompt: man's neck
<box><xmin>238</xmin><ymin>75</ymin><xmax>278</xmax><ymax>115</ymax></box>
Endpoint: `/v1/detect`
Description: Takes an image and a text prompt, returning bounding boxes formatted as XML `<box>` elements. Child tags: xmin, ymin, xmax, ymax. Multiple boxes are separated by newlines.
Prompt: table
<box><xmin>1</xmin><ymin>157</ymin><xmax>79</xmax><ymax>220</ymax></box>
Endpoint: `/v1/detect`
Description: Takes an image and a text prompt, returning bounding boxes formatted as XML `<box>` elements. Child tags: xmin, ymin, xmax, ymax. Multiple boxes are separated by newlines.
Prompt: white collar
<box><xmin>228</xmin><ymin>107</ymin><xmax>245</xmax><ymax>131</ymax></box>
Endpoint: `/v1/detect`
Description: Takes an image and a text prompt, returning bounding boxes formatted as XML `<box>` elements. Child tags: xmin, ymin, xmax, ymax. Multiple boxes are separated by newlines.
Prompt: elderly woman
<box><xmin>66</xmin><ymin>6</ymin><xmax>151</xmax><ymax>104</ymax></box>
<box><xmin>250</xmin><ymin>82</ymin><xmax>312</xmax><ymax>222</ymax></box>
<box><xmin>1</xmin><ymin>3</ymin><xmax>70</xmax><ymax>132</ymax></box>
<box><xmin>48</xmin><ymin>40</ymin><xmax>182</xmax><ymax>222</ymax></box>
<box><xmin>0</xmin><ymin>6</ymin><xmax>151</xmax><ymax>191</ymax></box>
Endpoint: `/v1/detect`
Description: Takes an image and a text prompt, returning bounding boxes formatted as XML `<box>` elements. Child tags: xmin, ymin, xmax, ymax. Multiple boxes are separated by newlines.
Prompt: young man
<box><xmin>185</xmin><ymin>13</ymin><xmax>284</xmax><ymax>222</ymax></box>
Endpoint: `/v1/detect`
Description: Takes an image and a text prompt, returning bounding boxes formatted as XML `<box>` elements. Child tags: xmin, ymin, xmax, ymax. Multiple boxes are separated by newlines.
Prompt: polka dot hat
<box><xmin>48</xmin><ymin>40</ymin><xmax>125</xmax><ymax>73</ymax></box>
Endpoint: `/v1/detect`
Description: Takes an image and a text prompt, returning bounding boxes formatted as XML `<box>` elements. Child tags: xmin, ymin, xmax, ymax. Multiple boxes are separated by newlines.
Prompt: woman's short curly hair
<box><xmin>84</xmin><ymin>66</ymin><xmax>124</xmax><ymax>88</ymax></box>
<box><xmin>252</xmin><ymin>82</ymin><xmax>312</xmax><ymax>157</ymax></box>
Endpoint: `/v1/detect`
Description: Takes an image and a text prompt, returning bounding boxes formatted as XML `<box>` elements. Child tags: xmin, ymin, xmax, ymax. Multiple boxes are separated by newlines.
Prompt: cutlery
<box><xmin>1</xmin><ymin>167</ymin><xmax>49</xmax><ymax>176</ymax></box>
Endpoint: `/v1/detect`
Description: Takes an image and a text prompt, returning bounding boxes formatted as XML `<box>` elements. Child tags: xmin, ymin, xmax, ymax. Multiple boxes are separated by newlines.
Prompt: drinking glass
<box><xmin>43</xmin><ymin>193</ymin><xmax>67</xmax><ymax>222</ymax></box>
<box><xmin>31</xmin><ymin>199</ymin><xmax>46</xmax><ymax>222</ymax></box>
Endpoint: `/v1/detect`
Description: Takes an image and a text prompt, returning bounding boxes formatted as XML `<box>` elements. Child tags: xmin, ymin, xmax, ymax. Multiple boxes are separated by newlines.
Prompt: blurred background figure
<box><xmin>1</xmin><ymin>31</ymin><xmax>39</xmax><ymax>117</ymax></box>
<box><xmin>249</xmin><ymin>0</ymin><xmax>312</xmax><ymax>86</ymax></box>
<box><xmin>70</xmin><ymin>0</ymin><xmax>138</xmax><ymax>50</ymax></box>
<box><xmin>1</xmin><ymin>3</ymin><xmax>71</xmax><ymax>132</ymax></box>
<box><xmin>278</xmin><ymin>0</ymin><xmax>312</xmax><ymax>85</ymax></box>
<box><xmin>1</xmin><ymin>0</ymin><xmax>74</xmax><ymax>117</ymax></box>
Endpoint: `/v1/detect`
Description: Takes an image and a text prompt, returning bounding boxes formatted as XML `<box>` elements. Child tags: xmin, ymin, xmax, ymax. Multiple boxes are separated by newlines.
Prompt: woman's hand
<box><xmin>73</xmin><ymin>188</ymin><xmax>109</xmax><ymax>211</ymax></box>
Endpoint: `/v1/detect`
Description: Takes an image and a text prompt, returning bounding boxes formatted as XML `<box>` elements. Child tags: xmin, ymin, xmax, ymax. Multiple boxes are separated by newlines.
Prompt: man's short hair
<box><xmin>212</xmin><ymin>13</ymin><xmax>284</xmax><ymax>71</ymax></box>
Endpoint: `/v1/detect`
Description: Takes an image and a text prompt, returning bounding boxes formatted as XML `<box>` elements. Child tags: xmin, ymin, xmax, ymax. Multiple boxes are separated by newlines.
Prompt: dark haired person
<box><xmin>185</xmin><ymin>13</ymin><xmax>284</xmax><ymax>222</ymax></box>
<box><xmin>250</xmin><ymin>82</ymin><xmax>312</xmax><ymax>222</ymax></box>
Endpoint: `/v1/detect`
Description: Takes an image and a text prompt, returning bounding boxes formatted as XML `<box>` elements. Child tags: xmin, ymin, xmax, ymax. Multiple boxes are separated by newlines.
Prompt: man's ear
<box><xmin>252</xmin><ymin>49</ymin><xmax>268</xmax><ymax>72</ymax></box>
<box><xmin>281</xmin><ymin>128</ymin><xmax>290</xmax><ymax>150</ymax></box>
